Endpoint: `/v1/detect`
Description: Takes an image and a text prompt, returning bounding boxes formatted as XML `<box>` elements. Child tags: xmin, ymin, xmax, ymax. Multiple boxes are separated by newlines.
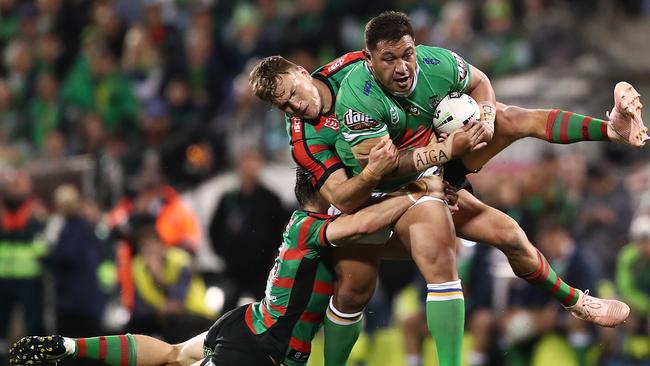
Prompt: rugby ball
<box><xmin>433</xmin><ymin>93</ymin><xmax>480</xmax><ymax>134</ymax></box>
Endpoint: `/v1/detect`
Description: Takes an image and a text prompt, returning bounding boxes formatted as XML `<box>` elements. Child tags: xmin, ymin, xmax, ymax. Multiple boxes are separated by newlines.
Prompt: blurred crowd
<box><xmin>1</xmin><ymin>0</ymin><xmax>650</xmax><ymax>366</ymax></box>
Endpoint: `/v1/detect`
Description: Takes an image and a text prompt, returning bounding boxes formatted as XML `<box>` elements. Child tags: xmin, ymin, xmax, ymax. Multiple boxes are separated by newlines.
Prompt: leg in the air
<box><xmin>461</xmin><ymin>102</ymin><xmax>534</xmax><ymax>171</ymax></box>
<box><xmin>462</xmin><ymin>82</ymin><xmax>647</xmax><ymax>171</ymax></box>
<box><xmin>453</xmin><ymin>190</ymin><xmax>629</xmax><ymax>327</ymax></box>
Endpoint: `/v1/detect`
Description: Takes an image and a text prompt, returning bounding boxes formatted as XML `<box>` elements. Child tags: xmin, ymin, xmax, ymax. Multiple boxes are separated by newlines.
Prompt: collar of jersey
<box><xmin>365</xmin><ymin>61</ymin><xmax>420</xmax><ymax>98</ymax></box>
<box><xmin>302</xmin><ymin>210</ymin><xmax>333</xmax><ymax>219</ymax></box>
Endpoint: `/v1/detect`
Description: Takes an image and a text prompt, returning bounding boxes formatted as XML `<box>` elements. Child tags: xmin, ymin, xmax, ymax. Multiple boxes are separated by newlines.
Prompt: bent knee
<box><xmin>162</xmin><ymin>345</ymin><xmax>184</xmax><ymax>366</ymax></box>
<box><xmin>415</xmin><ymin>246</ymin><xmax>458</xmax><ymax>281</ymax></box>
<box><xmin>497</xmin><ymin>104</ymin><xmax>528</xmax><ymax>138</ymax></box>
<box><xmin>493</xmin><ymin>220</ymin><xmax>529</xmax><ymax>254</ymax></box>
<box><xmin>335</xmin><ymin>281</ymin><xmax>375</xmax><ymax>313</ymax></box>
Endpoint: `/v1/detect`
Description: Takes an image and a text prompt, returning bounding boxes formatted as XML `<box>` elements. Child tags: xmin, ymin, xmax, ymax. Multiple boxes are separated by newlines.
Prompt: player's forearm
<box><xmin>323</xmin><ymin>168</ymin><xmax>381</xmax><ymax>214</ymax></box>
<box><xmin>345</xmin><ymin>193</ymin><xmax>418</xmax><ymax>240</ymax></box>
<box><xmin>467</xmin><ymin>67</ymin><xmax>496</xmax><ymax>126</ymax></box>
<box><xmin>389</xmin><ymin>140</ymin><xmax>453</xmax><ymax>178</ymax></box>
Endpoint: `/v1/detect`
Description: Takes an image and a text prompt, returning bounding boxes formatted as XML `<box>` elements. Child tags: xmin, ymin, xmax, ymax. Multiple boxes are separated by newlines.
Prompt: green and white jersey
<box><xmin>335</xmin><ymin>45</ymin><xmax>472</xmax><ymax>191</ymax></box>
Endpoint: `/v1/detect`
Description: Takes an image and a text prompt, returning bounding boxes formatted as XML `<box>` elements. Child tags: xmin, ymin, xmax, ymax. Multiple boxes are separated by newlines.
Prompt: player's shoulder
<box><xmin>338</xmin><ymin>61</ymin><xmax>369</xmax><ymax>87</ymax></box>
<box><xmin>416</xmin><ymin>45</ymin><xmax>464</xmax><ymax>66</ymax></box>
<box><xmin>313</xmin><ymin>51</ymin><xmax>365</xmax><ymax>79</ymax></box>
<box><xmin>289</xmin><ymin>210</ymin><xmax>332</xmax><ymax>230</ymax></box>
<box><xmin>337</xmin><ymin>62</ymin><xmax>384</xmax><ymax>103</ymax></box>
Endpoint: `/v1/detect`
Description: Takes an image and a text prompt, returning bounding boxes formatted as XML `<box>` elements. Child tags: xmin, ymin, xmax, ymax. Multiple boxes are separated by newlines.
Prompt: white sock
<box><xmin>406</xmin><ymin>354</ymin><xmax>422</xmax><ymax>366</ymax></box>
<box><xmin>469</xmin><ymin>351</ymin><xmax>488</xmax><ymax>365</ymax></box>
<box><xmin>325</xmin><ymin>297</ymin><xmax>363</xmax><ymax>325</ymax></box>
<box><xmin>63</xmin><ymin>337</ymin><xmax>76</xmax><ymax>356</ymax></box>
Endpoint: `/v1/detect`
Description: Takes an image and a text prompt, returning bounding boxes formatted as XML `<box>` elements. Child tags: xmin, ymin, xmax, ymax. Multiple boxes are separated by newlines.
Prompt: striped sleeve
<box><xmin>299</xmin><ymin>217</ymin><xmax>333</xmax><ymax>250</ymax></box>
<box><xmin>288</xmin><ymin>116</ymin><xmax>344</xmax><ymax>189</ymax></box>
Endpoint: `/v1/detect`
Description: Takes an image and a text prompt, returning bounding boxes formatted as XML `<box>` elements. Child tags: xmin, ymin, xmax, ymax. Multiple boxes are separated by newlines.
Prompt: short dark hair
<box><xmin>249</xmin><ymin>56</ymin><xmax>298</xmax><ymax>104</ymax></box>
<box><xmin>365</xmin><ymin>11</ymin><xmax>414</xmax><ymax>50</ymax></box>
<box><xmin>294</xmin><ymin>167</ymin><xmax>318</xmax><ymax>208</ymax></box>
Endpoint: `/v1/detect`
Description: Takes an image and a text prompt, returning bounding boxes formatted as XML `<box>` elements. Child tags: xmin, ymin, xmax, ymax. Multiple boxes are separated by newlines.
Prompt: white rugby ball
<box><xmin>433</xmin><ymin>92</ymin><xmax>480</xmax><ymax>134</ymax></box>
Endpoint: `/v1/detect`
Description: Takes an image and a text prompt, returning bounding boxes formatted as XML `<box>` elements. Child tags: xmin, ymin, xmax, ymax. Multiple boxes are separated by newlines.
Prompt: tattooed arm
<box><xmin>351</xmin><ymin>122</ymin><xmax>485</xmax><ymax>178</ymax></box>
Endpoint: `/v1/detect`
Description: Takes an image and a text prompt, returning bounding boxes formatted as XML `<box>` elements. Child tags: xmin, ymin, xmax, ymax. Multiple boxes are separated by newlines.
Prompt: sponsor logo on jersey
<box><xmin>287</xmin><ymin>349</ymin><xmax>310</xmax><ymax>362</ymax></box>
<box><xmin>389</xmin><ymin>106</ymin><xmax>399</xmax><ymax>124</ymax></box>
<box><xmin>327</xmin><ymin>57</ymin><xmax>346</xmax><ymax>74</ymax></box>
<box><xmin>407</xmin><ymin>104</ymin><xmax>420</xmax><ymax>116</ymax></box>
<box><xmin>323</xmin><ymin>116</ymin><xmax>339</xmax><ymax>130</ymax></box>
<box><xmin>291</xmin><ymin>117</ymin><xmax>302</xmax><ymax>134</ymax></box>
<box><xmin>423</xmin><ymin>57</ymin><xmax>440</xmax><ymax>65</ymax></box>
<box><xmin>363</xmin><ymin>80</ymin><xmax>372</xmax><ymax>96</ymax></box>
<box><xmin>343</xmin><ymin>109</ymin><xmax>380</xmax><ymax>130</ymax></box>
<box><xmin>450</xmin><ymin>51</ymin><xmax>468</xmax><ymax>84</ymax></box>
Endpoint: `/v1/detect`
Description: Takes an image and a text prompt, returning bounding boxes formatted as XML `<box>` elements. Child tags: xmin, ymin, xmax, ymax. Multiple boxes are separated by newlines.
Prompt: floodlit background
<box><xmin>0</xmin><ymin>0</ymin><xmax>649</xmax><ymax>365</ymax></box>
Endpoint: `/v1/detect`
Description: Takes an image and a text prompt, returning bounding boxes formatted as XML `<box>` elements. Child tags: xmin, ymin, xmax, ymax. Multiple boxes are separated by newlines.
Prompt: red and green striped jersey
<box><xmin>286</xmin><ymin>51</ymin><xmax>365</xmax><ymax>189</ymax></box>
<box><xmin>245</xmin><ymin>210</ymin><xmax>337</xmax><ymax>364</ymax></box>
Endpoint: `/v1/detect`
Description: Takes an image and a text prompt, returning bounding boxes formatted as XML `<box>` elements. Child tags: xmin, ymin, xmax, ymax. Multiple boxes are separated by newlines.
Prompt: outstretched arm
<box><xmin>326</xmin><ymin>175</ymin><xmax>448</xmax><ymax>246</ymax></box>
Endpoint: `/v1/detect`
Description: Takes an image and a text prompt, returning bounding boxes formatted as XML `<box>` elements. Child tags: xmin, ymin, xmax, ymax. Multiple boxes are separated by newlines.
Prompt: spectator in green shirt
<box><xmin>616</xmin><ymin>215</ymin><xmax>650</xmax><ymax>337</ymax></box>
<box><xmin>29</xmin><ymin>72</ymin><xmax>61</xmax><ymax>151</ymax></box>
<box><xmin>61</xmin><ymin>46</ymin><xmax>138</xmax><ymax>136</ymax></box>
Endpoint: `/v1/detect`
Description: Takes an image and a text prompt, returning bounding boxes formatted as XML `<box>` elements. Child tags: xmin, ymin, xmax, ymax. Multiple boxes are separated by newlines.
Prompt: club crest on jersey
<box><xmin>389</xmin><ymin>106</ymin><xmax>400</xmax><ymax>124</ymax></box>
<box><xmin>323</xmin><ymin>116</ymin><xmax>339</xmax><ymax>130</ymax></box>
<box><xmin>407</xmin><ymin>104</ymin><xmax>419</xmax><ymax>116</ymax></box>
<box><xmin>429</xmin><ymin>95</ymin><xmax>442</xmax><ymax>109</ymax></box>
<box><xmin>343</xmin><ymin>109</ymin><xmax>380</xmax><ymax>130</ymax></box>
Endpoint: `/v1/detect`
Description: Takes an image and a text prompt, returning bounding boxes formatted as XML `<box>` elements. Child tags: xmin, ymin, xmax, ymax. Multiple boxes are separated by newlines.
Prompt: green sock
<box><xmin>546</xmin><ymin>109</ymin><xmax>610</xmax><ymax>143</ymax></box>
<box><xmin>426</xmin><ymin>280</ymin><xmax>465</xmax><ymax>366</ymax></box>
<box><xmin>72</xmin><ymin>334</ymin><xmax>137</xmax><ymax>366</ymax></box>
<box><xmin>522</xmin><ymin>250</ymin><xmax>580</xmax><ymax>306</ymax></box>
<box><xmin>323</xmin><ymin>299</ymin><xmax>363</xmax><ymax>366</ymax></box>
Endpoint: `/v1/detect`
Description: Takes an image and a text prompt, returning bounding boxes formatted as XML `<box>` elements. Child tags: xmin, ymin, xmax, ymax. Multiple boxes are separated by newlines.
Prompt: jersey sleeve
<box><xmin>419</xmin><ymin>46</ymin><xmax>472</xmax><ymax>93</ymax></box>
<box><xmin>440</xmin><ymin>48</ymin><xmax>472</xmax><ymax>92</ymax></box>
<box><xmin>335</xmin><ymin>67</ymin><xmax>389</xmax><ymax>146</ymax></box>
<box><xmin>295</xmin><ymin>216</ymin><xmax>336</xmax><ymax>249</ymax></box>
<box><xmin>287</xmin><ymin>114</ymin><xmax>345</xmax><ymax>190</ymax></box>
<box><xmin>312</xmin><ymin>218</ymin><xmax>335</xmax><ymax>249</ymax></box>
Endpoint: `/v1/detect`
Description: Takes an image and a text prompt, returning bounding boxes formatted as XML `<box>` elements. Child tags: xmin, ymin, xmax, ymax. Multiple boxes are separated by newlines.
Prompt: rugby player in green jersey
<box><xmin>334</xmin><ymin>11</ymin><xmax>636</xmax><ymax>366</ymax></box>
<box><xmin>9</xmin><ymin>169</ymin><xmax>455</xmax><ymax>366</ymax></box>
<box><xmin>249</xmin><ymin>11</ymin><xmax>643</xmax><ymax>366</ymax></box>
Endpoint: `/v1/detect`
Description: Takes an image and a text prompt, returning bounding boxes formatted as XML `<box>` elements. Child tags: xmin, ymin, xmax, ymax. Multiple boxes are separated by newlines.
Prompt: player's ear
<box><xmin>362</xmin><ymin>49</ymin><xmax>371</xmax><ymax>61</ymax></box>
